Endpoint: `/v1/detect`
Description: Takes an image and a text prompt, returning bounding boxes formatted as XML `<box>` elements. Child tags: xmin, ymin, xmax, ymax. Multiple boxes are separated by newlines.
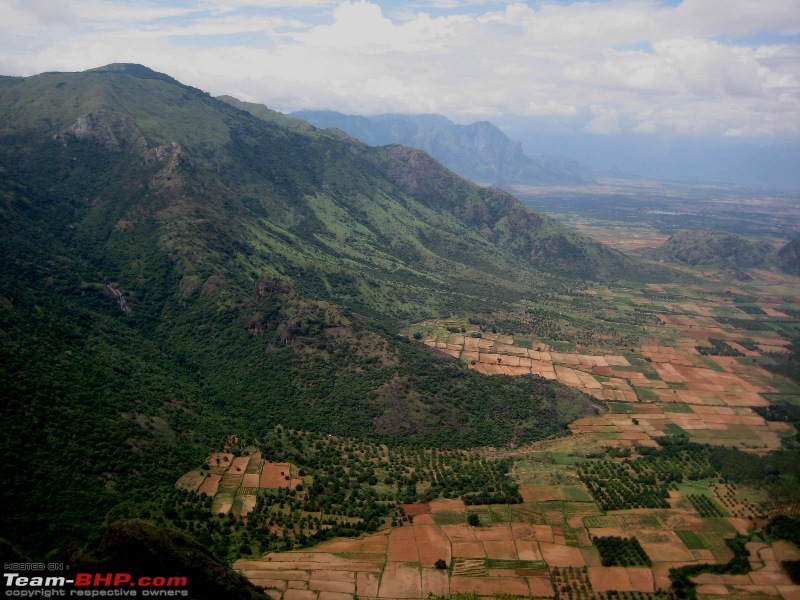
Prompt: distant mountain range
<box><xmin>282</xmin><ymin>109</ymin><xmax>593</xmax><ymax>187</ymax></box>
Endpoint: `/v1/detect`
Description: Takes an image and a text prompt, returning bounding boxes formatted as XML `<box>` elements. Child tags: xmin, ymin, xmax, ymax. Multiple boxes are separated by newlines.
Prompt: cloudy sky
<box><xmin>1</xmin><ymin>0</ymin><xmax>799</xmax><ymax>142</ymax></box>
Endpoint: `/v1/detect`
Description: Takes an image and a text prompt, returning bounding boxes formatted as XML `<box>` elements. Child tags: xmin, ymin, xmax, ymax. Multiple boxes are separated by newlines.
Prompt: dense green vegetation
<box><xmin>695</xmin><ymin>338</ymin><xmax>744</xmax><ymax>357</ymax></box>
<box><xmin>110</xmin><ymin>427</ymin><xmax>522</xmax><ymax>562</ymax></box>
<box><xmin>650</xmin><ymin>229</ymin><xmax>774</xmax><ymax>268</ymax></box>
<box><xmin>708</xmin><ymin>445</ymin><xmax>800</xmax><ymax>502</ymax></box>
<box><xmin>67</xmin><ymin>520</ymin><xmax>265</xmax><ymax>600</ymax></box>
<box><xmin>764</xmin><ymin>515</ymin><xmax>800</xmax><ymax>546</ymax></box>
<box><xmin>685</xmin><ymin>494</ymin><xmax>724</xmax><ymax>517</ymax></box>
<box><xmin>592</xmin><ymin>536</ymin><xmax>652</xmax><ymax>567</ymax></box>
<box><xmin>1</xmin><ymin>64</ymin><xmax>635</xmax><ymax>558</ymax></box>
<box><xmin>669</xmin><ymin>535</ymin><xmax>750</xmax><ymax>600</ymax></box>
<box><xmin>762</xmin><ymin>337</ymin><xmax>800</xmax><ymax>384</ymax></box>
<box><xmin>578</xmin><ymin>438</ymin><xmax>715</xmax><ymax>511</ymax></box>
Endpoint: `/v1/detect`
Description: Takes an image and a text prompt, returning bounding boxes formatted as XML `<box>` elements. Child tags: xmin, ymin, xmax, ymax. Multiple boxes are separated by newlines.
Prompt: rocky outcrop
<box><xmin>63</xmin><ymin>111</ymin><xmax>145</xmax><ymax>152</ymax></box>
<box><xmin>147</xmin><ymin>142</ymin><xmax>195</xmax><ymax>188</ymax></box>
<box><xmin>103</xmin><ymin>283</ymin><xmax>132</xmax><ymax>315</ymax></box>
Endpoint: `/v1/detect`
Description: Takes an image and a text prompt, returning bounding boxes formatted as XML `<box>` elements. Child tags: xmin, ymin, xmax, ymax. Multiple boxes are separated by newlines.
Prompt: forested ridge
<box><xmin>0</xmin><ymin>64</ymin><xmax>671</xmax><ymax>559</ymax></box>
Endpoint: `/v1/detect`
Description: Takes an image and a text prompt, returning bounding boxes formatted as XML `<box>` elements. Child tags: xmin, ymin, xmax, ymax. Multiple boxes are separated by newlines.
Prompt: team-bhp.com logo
<box><xmin>4</xmin><ymin>566</ymin><xmax>189</xmax><ymax>597</ymax></box>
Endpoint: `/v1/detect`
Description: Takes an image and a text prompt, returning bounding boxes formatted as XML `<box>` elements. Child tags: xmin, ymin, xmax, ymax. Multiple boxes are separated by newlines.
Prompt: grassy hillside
<box><xmin>778</xmin><ymin>237</ymin><xmax>800</xmax><ymax>274</ymax></box>
<box><xmin>0</xmin><ymin>64</ymin><xmax>664</xmax><ymax>558</ymax></box>
<box><xmin>650</xmin><ymin>228</ymin><xmax>775</xmax><ymax>268</ymax></box>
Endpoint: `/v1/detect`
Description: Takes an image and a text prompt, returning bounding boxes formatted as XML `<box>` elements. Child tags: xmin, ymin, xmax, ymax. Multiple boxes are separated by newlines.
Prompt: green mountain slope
<box><xmin>68</xmin><ymin>520</ymin><xmax>265</xmax><ymax>600</ymax></box>
<box><xmin>778</xmin><ymin>237</ymin><xmax>800</xmax><ymax>274</ymax></box>
<box><xmin>0</xmin><ymin>64</ymin><xmax>665</xmax><ymax>557</ymax></box>
<box><xmin>650</xmin><ymin>228</ymin><xmax>775</xmax><ymax>268</ymax></box>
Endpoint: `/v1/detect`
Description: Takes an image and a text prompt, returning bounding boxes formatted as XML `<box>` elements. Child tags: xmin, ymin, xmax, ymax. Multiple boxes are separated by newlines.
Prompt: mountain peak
<box><xmin>85</xmin><ymin>63</ymin><xmax>181</xmax><ymax>86</ymax></box>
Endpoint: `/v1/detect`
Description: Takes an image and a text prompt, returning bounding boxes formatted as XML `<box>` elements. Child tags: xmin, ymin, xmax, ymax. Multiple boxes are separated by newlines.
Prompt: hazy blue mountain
<box><xmin>287</xmin><ymin>109</ymin><xmax>593</xmax><ymax>186</ymax></box>
<box><xmin>489</xmin><ymin>117</ymin><xmax>800</xmax><ymax>189</ymax></box>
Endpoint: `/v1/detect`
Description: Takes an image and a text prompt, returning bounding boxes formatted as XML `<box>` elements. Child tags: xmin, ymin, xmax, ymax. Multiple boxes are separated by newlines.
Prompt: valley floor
<box><xmin>221</xmin><ymin>270</ymin><xmax>800</xmax><ymax>599</ymax></box>
<box><xmin>233</xmin><ymin>473</ymin><xmax>799</xmax><ymax>600</ymax></box>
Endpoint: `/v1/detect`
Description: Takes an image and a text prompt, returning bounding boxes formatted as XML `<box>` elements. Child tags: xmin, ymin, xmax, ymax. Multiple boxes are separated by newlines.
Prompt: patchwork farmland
<box><xmin>171</xmin><ymin>275</ymin><xmax>800</xmax><ymax>599</ymax></box>
<box><xmin>412</xmin><ymin>277</ymin><xmax>799</xmax><ymax>454</ymax></box>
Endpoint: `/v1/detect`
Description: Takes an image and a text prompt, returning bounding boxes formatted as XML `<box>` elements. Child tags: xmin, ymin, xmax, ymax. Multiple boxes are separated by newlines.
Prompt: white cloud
<box><xmin>584</xmin><ymin>106</ymin><xmax>621</xmax><ymax>135</ymax></box>
<box><xmin>668</xmin><ymin>0</ymin><xmax>800</xmax><ymax>37</ymax></box>
<box><xmin>19</xmin><ymin>0</ymin><xmax>79</xmax><ymax>26</ymax></box>
<box><xmin>0</xmin><ymin>0</ymin><xmax>798</xmax><ymax>138</ymax></box>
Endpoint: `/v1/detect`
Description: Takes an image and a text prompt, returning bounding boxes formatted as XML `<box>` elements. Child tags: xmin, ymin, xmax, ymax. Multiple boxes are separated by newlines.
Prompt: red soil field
<box><xmin>356</xmin><ymin>572</ymin><xmax>380</xmax><ymax>597</ymax></box>
<box><xmin>260</xmin><ymin>461</ymin><xmax>292</xmax><ymax>488</ymax></box>
<box><xmin>441</xmin><ymin>524</ymin><xmax>478</xmax><ymax>541</ymax></box>
<box><xmin>308</xmin><ymin>570</ymin><xmax>355</xmax><ymax>593</ymax></box>
<box><xmin>387</xmin><ymin>527</ymin><xmax>419</xmax><ymax>562</ymax></box>
<box><xmin>516</xmin><ymin>540</ymin><xmax>544</xmax><ymax>561</ymax></box>
<box><xmin>528</xmin><ymin>575</ymin><xmax>557</xmax><ymax>596</ymax></box>
<box><xmin>588</xmin><ymin>566</ymin><xmax>633</xmax><ymax>592</ymax></box>
<box><xmin>539</xmin><ymin>543</ymin><xmax>586</xmax><ymax>566</ymax></box>
<box><xmin>227</xmin><ymin>456</ymin><xmax>250</xmax><ymax>474</ymax></box>
<box><xmin>421</xmin><ymin>568</ymin><xmax>449</xmax><ymax>597</ymax></box>
<box><xmin>475</xmin><ymin>523</ymin><xmax>513</xmax><ymax>541</ymax></box>
<box><xmin>450</xmin><ymin>575</ymin><xmax>530</xmax><ymax>596</ymax></box>
<box><xmin>429</xmin><ymin>498</ymin><xmax>465</xmax><ymax>513</ymax></box>
<box><xmin>241</xmin><ymin>473</ymin><xmax>260</xmax><ymax>488</ymax></box>
<box><xmin>401</xmin><ymin>502</ymin><xmax>430</xmax><ymax>515</ymax></box>
<box><xmin>414</xmin><ymin>523</ymin><xmax>451</xmax><ymax>566</ymax></box>
<box><xmin>452</xmin><ymin>541</ymin><xmax>486</xmax><ymax>558</ymax></box>
<box><xmin>511</xmin><ymin>523</ymin><xmax>535</xmax><ymax>540</ymax></box>
<box><xmin>378</xmin><ymin>563</ymin><xmax>422</xmax><ymax>599</ymax></box>
<box><xmin>197</xmin><ymin>473</ymin><xmax>221</xmax><ymax>497</ymax></box>
<box><xmin>533</xmin><ymin>525</ymin><xmax>555</xmax><ymax>543</ymax></box>
<box><xmin>627</xmin><ymin>567</ymin><xmax>655</xmax><ymax>592</ymax></box>
<box><xmin>483</xmin><ymin>540</ymin><xmax>518</xmax><ymax>560</ymax></box>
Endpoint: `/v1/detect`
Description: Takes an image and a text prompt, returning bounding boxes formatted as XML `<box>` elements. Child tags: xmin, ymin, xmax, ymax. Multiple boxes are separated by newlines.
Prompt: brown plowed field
<box><xmin>401</xmin><ymin>502</ymin><xmax>430</xmax><ymax>515</ymax></box>
<box><xmin>228</xmin><ymin>456</ymin><xmax>250</xmax><ymax>474</ymax></box>
<box><xmin>378</xmin><ymin>562</ymin><xmax>421</xmax><ymax>599</ymax></box>
<box><xmin>451</xmin><ymin>541</ymin><xmax>485</xmax><ymax>558</ymax></box>
<box><xmin>414</xmin><ymin>523</ymin><xmax>451</xmax><ymax>566</ymax></box>
<box><xmin>241</xmin><ymin>473</ymin><xmax>260</xmax><ymax>488</ymax></box>
<box><xmin>429</xmin><ymin>498</ymin><xmax>465</xmax><ymax>513</ymax></box>
<box><xmin>260</xmin><ymin>461</ymin><xmax>292</xmax><ymax>488</ymax></box>
<box><xmin>627</xmin><ymin>567</ymin><xmax>655</xmax><ymax>592</ymax></box>
<box><xmin>588</xmin><ymin>566</ymin><xmax>633</xmax><ymax>592</ymax></box>
<box><xmin>197</xmin><ymin>473</ymin><xmax>221</xmax><ymax>497</ymax></box>
<box><xmin>539</xmin><ymin>542</ymin><xmax>585</xmax><ymax>566</ymax></box>
<box><xmin>387</xmin><ymin>526</ymin><xmax>419</xmax><ymax>562</ymax></box>
<box><xmin>483</xmin><ymin>540</ymin><xmax>518</xmax><ymax>559</ymax></box>
<box><xmin>450</xmin><ymin>575</ymin><xmax>530</xmax><ymax>595</ymax></box>
<box><xmin>421</xmin><ymin>568</ymin><xmax>449</xmax><ymax>596</ymax></box>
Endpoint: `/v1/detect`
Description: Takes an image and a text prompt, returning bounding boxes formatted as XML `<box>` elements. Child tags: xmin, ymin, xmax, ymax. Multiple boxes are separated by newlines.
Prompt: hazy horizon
<box><xmin>2</xmin><ymin>0</ymin><xmax>799</xmax><ymax>188</ymax></box>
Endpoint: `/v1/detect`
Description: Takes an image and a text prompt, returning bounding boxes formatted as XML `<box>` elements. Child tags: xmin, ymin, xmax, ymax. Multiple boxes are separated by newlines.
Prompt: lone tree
<box><xmin>434</xmin><ymin>559</ymin><xmax>447</xmax><ymax>570</ymax></box>
<box><xmin>468</xmin><ymin>513</ymin><xmax>480</xmax><ymax>527</ymax></box>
